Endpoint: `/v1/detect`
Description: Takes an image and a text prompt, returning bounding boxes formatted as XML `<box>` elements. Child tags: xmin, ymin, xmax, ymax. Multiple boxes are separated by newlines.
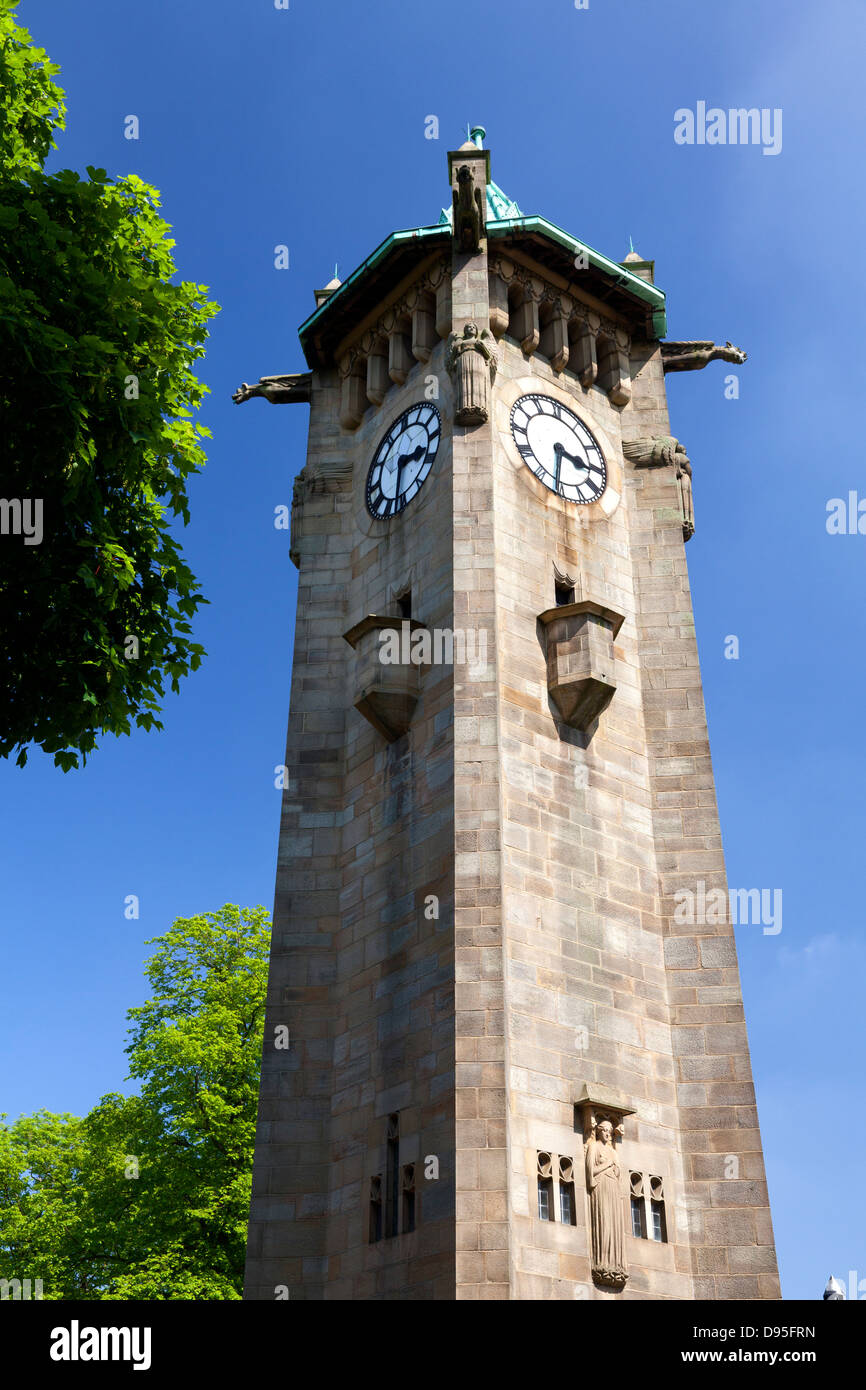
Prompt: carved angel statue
<box><xmin>661</xmin><ymin>341</ymin><xmax>747</xmax><ymax>373</ymax></box>
<box><xmin>585</xmin><ymin>1119</ymin><xmax>628</xmax><ymax>1288</ymax></box>
<box><xmin>232</xmin><ymin>373</ymin><xmax>312</xmax><ymax>405</ymax></box>
<box><xmin>447</xmin><ymin>322</ymin><xmax>498</xmax><ymax>426</ymax></box>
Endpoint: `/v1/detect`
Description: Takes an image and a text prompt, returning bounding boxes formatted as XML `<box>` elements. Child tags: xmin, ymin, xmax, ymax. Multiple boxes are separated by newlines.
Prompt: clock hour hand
<box><xmin>553</xmin><ymin>441</ymin><xmax>589</xmax><ymax>468</ymax></box>
<box><xmin>393</xmin><ymin>442</ymin><xmax>426</xmax><ymax>496</ymax></box>
<box><xmin>395</xmin><ymin>443</ymin><xmax>426</xmax><ymax>471</ymax></box>
<box><xmin>553</xmin><ymin>441</ymin><xmax>592</xmax><ymax>486</ymax></box>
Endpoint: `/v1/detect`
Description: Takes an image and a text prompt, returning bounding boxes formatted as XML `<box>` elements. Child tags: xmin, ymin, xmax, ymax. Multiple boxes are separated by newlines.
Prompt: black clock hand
<box><xmin>552</xmin><ymin>441</ymin><xmax>564</xmax><ymax>492</ymax></box>
<box><xmin>554</xmin><ymin>443</ymin><xmax>590</xmax><ymax>470</ymax></box>
<box><xmin>395</xmin><ymin>444</ymin><xmax>425</xmax><ymax>470</ymax></box>
<box><xmin>393</xmin><ymin>443</ymin><xmax>426</xmax><ymax>497</ymax></box>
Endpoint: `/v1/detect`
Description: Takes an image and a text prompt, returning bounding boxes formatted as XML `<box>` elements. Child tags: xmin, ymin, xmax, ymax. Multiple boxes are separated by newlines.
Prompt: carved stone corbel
<box><xmin>510</xmin><ymin>277</ymin><xmax>540</xmax><ymax>356</ymax></box>
<box><xmin>446</xmin><ymin>322</ymin><xmax>498</xmax><ymax>425</ymax></box>
<box><xmin>388</xmin><ymin>321</ymin><xmax>413</xmax><ymax>386</ymax></box>
<box><xmin>435</xmin><ymin>277</ymin><xmax>452</xmax><ymax>341</ymax></box>
<box><xmin>488</xmin><ymin>269</ymin><xmax>509</xmax><ymax>340</ymax></box>
<box><xmin>338</xmin><ymin>353</ymin><xmax>366</xmax><ymax>431</ymax></box>
<box><xmin>596</xmin><ymin>334</ymin><xmax>630</xmax><ymax>406</ymax></box>
<box><xmin>365</xmin><ymin>339</ymin><xmax>389</xmax><ymax>406</ymax></box>
<box><xmin>610</xmin><ymin>328</ymin><xmax>632</xmax><ymax>406</ymax></box>
<box><xmin>539</xmin><ymin>298</ymin><xmax>570</xmax><ymax>373</ymax></box>
<box><xmin>411</xmin><ymin>296</ymin><xmax>437</xmax><ymax>363</ymax></box>
<box><xmin>569</xmin><ymin>318</ymin><xmax>597</xmax><ymax>388</ymax></box>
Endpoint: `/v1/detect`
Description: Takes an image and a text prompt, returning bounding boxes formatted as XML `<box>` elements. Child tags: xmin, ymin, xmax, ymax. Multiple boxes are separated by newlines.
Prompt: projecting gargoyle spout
<box><xmin>232</xmin><ymin>372</ymin><xmax>312</xmax><ymax>405</ymax></box>
<box><xmin>660</xmin><ymin>341</ymin><xmax>747</xmax><ymax>373</ymax></box>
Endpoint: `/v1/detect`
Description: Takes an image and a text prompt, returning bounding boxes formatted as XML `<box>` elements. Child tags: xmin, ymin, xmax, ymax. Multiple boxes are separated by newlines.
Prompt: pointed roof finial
<box><xmin>470</xmin><ymin>125</ymin><xmax>486</xmax><ymax>149</ymax></box>
<box><xmin>629</xmin><ymin>235</ymin><xmax>636</xmax><ymax>255</ymax></box>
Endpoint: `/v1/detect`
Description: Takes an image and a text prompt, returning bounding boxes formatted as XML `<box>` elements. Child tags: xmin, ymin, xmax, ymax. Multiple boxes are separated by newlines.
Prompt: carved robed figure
<box><xmin>585</xmin><ymin>1119</ymin><xmax>628</xmax><ymax>1288</ymax></box>
<box><xmin>446</xmin><ymin>321</ymin><xmax>498</xmax><ymax>425</ymax></box>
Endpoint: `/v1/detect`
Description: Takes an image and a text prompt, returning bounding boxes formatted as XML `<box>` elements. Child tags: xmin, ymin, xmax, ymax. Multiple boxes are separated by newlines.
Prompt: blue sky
<box><xmin>2</xmin><ymin>0</ymin><xmax>864</xmax><ymax>1301</ymax></box>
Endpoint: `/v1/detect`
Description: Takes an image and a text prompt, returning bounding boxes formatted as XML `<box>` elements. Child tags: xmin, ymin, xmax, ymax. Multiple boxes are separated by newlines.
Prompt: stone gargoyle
<box><xmin>232</xmin><ymin>372</ymin><xmax>312</xmax><ymax>405</ymax></box>
<box><xmin>660</xmin><ymin>341</ymin><xmax>747</xmax><ymax>373</ymax></box>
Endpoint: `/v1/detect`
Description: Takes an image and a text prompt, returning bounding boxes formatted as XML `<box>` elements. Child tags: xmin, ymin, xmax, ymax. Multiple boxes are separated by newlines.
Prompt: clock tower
<box><xmin>239</xmin><ymin>129</ymin><xmax>779</xmax><ymax>1301</ymax></box>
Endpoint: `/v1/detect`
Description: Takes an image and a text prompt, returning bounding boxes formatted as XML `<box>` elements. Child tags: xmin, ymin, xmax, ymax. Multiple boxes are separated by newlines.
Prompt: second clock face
<box><xmin>510</xmin><ymin>393</ymin><xmax>607</xmax><ymax>504</ymax></box>
<box><xmin>365</xmin><ymin>403</ymin><xmax>441</xmax><ymax>518</ymax></box>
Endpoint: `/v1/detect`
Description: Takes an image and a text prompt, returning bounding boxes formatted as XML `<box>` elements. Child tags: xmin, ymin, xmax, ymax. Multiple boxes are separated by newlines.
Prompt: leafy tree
<box><xmin>0</xmin><ymin>4</ymin><xmax>219</xmax><ymax>770</ymax></box>
<box><xmin>0</xmin><ymin>905</ymin><xmax>270</xmax><ymax>1299</ymax></box>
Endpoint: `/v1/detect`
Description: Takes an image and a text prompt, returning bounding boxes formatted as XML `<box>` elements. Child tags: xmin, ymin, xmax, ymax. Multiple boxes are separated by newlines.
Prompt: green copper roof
<box><xmin>439</xmin><ymin>179</ymin><xmax>523</xmax><ymax>226</ymax></box>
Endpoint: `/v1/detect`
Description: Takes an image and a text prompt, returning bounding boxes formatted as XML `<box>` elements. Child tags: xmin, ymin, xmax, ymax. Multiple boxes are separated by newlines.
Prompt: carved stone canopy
<box><xmin>343</xmin><ymin>616</ymin><xmax>428</xmax><ymax>742</ymax></box>
<box><xmin>538</xmin><ymin>600</ymin><xmax>625</xmax><ymax>733</ymax></box>
<box><xmin>574</xmin><ymin>1083</ymin><xmax>637</xmax><ymax>1143</ymax></box>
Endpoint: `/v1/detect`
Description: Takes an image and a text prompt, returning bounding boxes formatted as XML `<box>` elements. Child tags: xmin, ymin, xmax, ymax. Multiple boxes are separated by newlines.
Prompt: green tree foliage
<box><xmin>0</xmin><ymin>4</ymin><xmax>219</xmax><ymax>769</ymax></box>
<box><xmin>0</xmin><ymin>905</ymin><xmax>270</xmax><ymax>1299</ymax></box>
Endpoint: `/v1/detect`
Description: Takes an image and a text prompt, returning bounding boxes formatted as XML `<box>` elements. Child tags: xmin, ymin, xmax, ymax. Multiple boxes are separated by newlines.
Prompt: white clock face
<box><xmin>365</xmin><ymin>403</ymin><xmax>441</xmax><ymax>518</ymax></box>
<box><xmin>510</xmin><ymin>393</ymin><xmax>607</xmax><ymax>504</ymax></box>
